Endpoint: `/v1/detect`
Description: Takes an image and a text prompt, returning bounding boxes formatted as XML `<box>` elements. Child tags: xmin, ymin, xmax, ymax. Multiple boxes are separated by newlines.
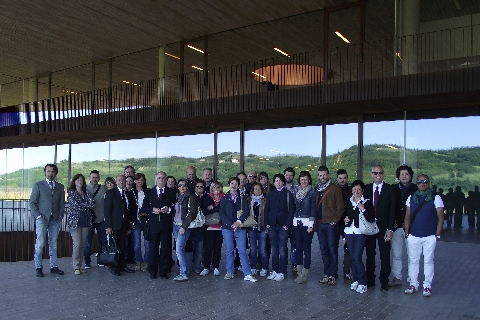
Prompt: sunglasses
<box><xmin>371</xmin><ymin>171</ymin><xmax>384</xmax><ymax>175</ymax></box>
<box><xmin>416</xmin><ymin>179</ymin><xmax>429</xmax><ymax>184</ymax></box>
<box><xmin>248</xmin><ymin>174</ymin><xmax>256</xmax><ymax>178</ymax></box>
<box><xmin>195</xmin><ymin>185</ymin><xmax>204</xmax><ymax>188</ymax></box>
<box><xmin>178</xmin><ymin>183</ymin><xmax>187</xmax><ymax>187</ymax></box>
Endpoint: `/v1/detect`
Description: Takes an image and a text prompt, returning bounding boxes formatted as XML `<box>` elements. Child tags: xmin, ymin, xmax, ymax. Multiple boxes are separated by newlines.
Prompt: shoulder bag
<box><xmin>358</xmin><ymin>210</ymin><xmax>379</xmax><ymax>235</ymax></box>
<box><xmin>237</xmin><ymin>195</ymin><xmax>257</xmax><ymax>228</ymax></box>
<box><xmin>97</xmin><ymin>234</ymin><xmax>119</xmax><ymax>267</ymax></box>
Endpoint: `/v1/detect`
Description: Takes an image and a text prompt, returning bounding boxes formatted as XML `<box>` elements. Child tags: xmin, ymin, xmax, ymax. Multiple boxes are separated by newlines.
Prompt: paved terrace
<box><xmin>2</xmin><ymin>217</ymin><xmax>479</xmax><ymax>320</ymax></box>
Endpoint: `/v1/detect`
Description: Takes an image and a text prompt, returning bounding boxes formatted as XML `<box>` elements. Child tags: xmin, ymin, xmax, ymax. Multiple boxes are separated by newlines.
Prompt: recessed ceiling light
<box><xmin>187</xmin><ymin>45</ymin><xmax>204</xmax><ymax>53</ymax></box>
<box><xmin>335</xmin><ymin>31</ymin><xmax>350</xmax><ymax>43</ymax></box>
<box><xmin>396</xmin><ymin>52</ymin><xmax>402</xmax><ymax>60</ymax></box>
<box><xmin>191</xmin><ymin>65</ymin><xmax>203</xmax><ymax>71</ymax></box>
<box><xmin>274</xmin><ymin>47</ymin><xmax>290</xmax><ymax>57</ymax></box>
<box><xmin>165</xmin><ymin>52</ymin><xmax>180</xmax><ymax>59</ymax></box>
<box><xmin>252</xmin><ymin>71</ymin><xmax>266</xmax><ymax>78</ymax></box>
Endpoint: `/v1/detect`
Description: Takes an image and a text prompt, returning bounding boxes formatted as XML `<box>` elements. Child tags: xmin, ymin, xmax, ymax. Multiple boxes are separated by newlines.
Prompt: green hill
<box><xmin>2</xmin><ymin>144</ymin><xmax>480</xmax><ymax>198</ymax></box>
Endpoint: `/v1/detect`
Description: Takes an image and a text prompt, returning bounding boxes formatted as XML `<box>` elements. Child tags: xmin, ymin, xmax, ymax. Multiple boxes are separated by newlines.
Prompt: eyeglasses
<box><xmin>371</xmin><ymin>171</ymin><xmax>384</xmax><ymax>175</ymax></box>
<box><xmin>195</xmin><ymin>185</ymin><xmax>204</xmax><ymax>188</ymax></box>
<box><xmin>178</xmin><ymin>183</ymin><xmax>187</xmax><ymax>187</ymax></box>
<box><xmin>416</xmin><ymin>179</ymin><xmax>429</xmax><ymax>184</ymax></box>
<box><xmin>248</xmin><ymin>174</ymin><xmax>256</xmax><ymax>178</ymax></box>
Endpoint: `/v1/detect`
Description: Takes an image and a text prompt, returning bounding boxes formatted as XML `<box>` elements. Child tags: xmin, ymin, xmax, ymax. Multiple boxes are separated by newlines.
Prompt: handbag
<box><xmin>358</xmin><ymin>212</ymin><xmax>379</xmax><ymax>235</ymax></box>
<box><xmin>204</xmin><ymin>212</ymin><xmax>221</xmax><ymax>226</ymax></box>
<box><xmin>139</xmin><ymin>215</ymin><xmax>151</xmax><ymax>241</ymax></box>
<box><xmin>188</xmin><ymin>206</ymin><xmax>205</xmax><ymax>228</ymax></box>
<box><xmin>97</xmin><ymin>234</ymin><xmax>120</xmax><ymax>267</ymax></box>
<box><xmin>237</xmin><ymin>196</ymin><xmax>257</xmax><ymax>228</ymax></box>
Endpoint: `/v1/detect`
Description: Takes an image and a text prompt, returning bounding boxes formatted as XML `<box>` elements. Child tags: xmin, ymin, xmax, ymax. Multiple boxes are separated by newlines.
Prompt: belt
<box><xmin>173</xmin><ymin>222</ymin><xmax>182</xmax><ymax>226</ymax></box>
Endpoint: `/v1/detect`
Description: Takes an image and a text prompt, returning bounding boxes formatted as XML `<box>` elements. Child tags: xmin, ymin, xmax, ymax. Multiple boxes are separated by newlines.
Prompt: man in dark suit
<box><xmin>104</xmin><ymin>175</ymin><xmax>136</xmax><ymax>276</ymax></box>
<box><xmin>142</xmin><ymin>171</ymin><xmax>176</xmax><ymax>279</ymax></box>
<box><xmin>29</xmin><ymin>164</ymin><xmax>66</xmax><ymax>277</ymax></box>
<box><xmin>365</xmin><ymin>165</ymin><xmax>396</xmax><ymax>291</ymax></box>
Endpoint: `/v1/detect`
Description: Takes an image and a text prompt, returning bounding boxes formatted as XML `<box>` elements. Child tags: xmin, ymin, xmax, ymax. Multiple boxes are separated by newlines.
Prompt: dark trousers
<box><xmin>113</xmin><ymin>219</ymin><xmax>129</xmax><ymax>271</ymax></box>
<box><xmin>317</xmin><ymin>223</ymin><xmax>339</xmax><ymax>278</ymax></box>
<box><xmin>148</xmin><ymin>230</ymin><xmax>171</xmax><ymax>276</ymax></box>
<box><xmin>365</xmin><ymin>231</ymin><xmax>391</xmax><ymax>286</ymax></box>
<box><xmin>203</xmin><ymin>229</ymin><xmax>223</xmax><ymax>269</ymax></box>
<box><xmin>454</xmin><ymin>207</ymin><xmax>463</xmax><ymax>228</ymax></box>
<box><xmin>84</xmin><ymin>221</ymin><xmax>106</xmax><ymax>265</ymax></box>
<box><xmin>293</xmin><ymin>226</ymin><xmax>314</xmax><ymax>269</ymax></box>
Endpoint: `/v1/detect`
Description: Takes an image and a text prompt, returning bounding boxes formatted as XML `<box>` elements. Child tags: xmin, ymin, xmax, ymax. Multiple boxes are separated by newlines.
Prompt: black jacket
<box><xmin>104</xmin><ymin>188</ymin><xmax>136</xmax><ymax>231</ymax></box>
<box><xmin>141</xmin><ymin>186</ymin><xmax>176</xmax><ymax>233</ymax></box>
<box><xmin>365</xmin><ymin>182</ymin><xmax>396</xmax><ymax>232</ymax></box>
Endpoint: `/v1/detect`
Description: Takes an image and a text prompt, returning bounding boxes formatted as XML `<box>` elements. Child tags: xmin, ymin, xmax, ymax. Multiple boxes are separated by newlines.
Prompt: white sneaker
<box><xmin>251</xmin><ymin>268</ymin><xmax>257</xmax><ymax>275</ymax></box>
<box><xmin>405</xmin><ymin>285</ymin><xmax>418</xmax><ymax>294</ymax></box>
<box><xmin>224</xmin><ymin>272</ymin><xmax>234</xmax><ymax>280</ymax></box>
<box><xmin>356</xmin><ymin>285</ymin><xmax>367</xmax><ymax>293</ymax></box>
<box><xmin>200</xmin><ymin>268</ymin><xmax>209</xmax><ymax>276</ymax></box>
<box><xmin>244</xmin><ymin>274</ymin><xmax>258</xmax><ymax>282</ymax></box>
<box><xmin>74</xmin><ymin>269</ymin><xmax>81</xmax><ymax>275</ymax></box>
<box><xmin>267</xmin><ymin>271</ymin><xmax>277</xmax><ymax>280</ymax></box>
<box><xmin>213</xmin><ymin>268</ymin><xmax>220</xmax><ymax>276</ymax></box>
<box><xmin>274</xmin><ymin>273</ymin><xmax>284</xmax><ymax>281</ymax></box>
<box><xmin>260</xmin><ymin>269</ymin><xmax>267</xmax><ymax>276</ymax></box>
<box><xmin>350</xmin><ymin>281</ymin><xmax>359</xmax><ymax>290</ymax></box>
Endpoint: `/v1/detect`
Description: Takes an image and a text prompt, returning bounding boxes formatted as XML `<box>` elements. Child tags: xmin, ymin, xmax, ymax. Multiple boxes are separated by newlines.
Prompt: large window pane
<box><xmin>406</xmin><ymin>116</ymin><xmax>480</xmax><ymax>197</ymax></box>
<box><xmin>217</xmin><ymin>131</ymin><xmax>240</xmax><ymax>185</ymax></box>
<box><xmin>363</xmin><ymin>120</ymin><xmax>404</xmax><ymax>183</ymax></box>
<box><xmin>0</xmin><ymin>148</ymin><xmax>5</xmax><ymax>197</ymax></box>
<box><xmin>23</xmin><ymin>146</ymin><xmax>55</xmax><ymax>197</ymax></box>
<box><xmin>157</xmin><ymin>134</ymin><xmax>214</xmax><ymax>184</ymax></box>
<box><xmin>245</xmin><ymin>127</ymin><xmax>321</xmax><ymax>186</ymax></box>
<box><xmin>71</xmin><ymin>141</ymin><xmax>110</xmax><ymax>183</ymax></box>
<box><xmin>326</xmin><ymin>123</ymin><xmax>358</xmax><ymax>179</ymax></box>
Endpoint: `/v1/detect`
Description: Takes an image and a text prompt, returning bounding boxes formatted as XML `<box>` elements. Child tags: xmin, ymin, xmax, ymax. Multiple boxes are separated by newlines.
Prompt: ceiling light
<box><xmin>123</xmin><ymin>80</ymin><xmax>141</xmax><ymax>86</ymax></box>
<box><xmin>396</xmin><ymin>52</ymin><xmax>402</xmax><ymax>60</ymax></box>
<box><xmin>191</xmin><ymin>65</ymin><xmax>203</xmax><ymax>71</ymax></box>
<box><xmin>335</xmin><ymin>31</ymin><xmax>350</xmax><ymax>43</ymax></box>
<box><xmin>274</xmin><ymin>47</ymin><xmax>290</xmax><ymax>57</ymax></box>
<box><xmin>165</xmin><ymin>52</ymin><xmax>180</xmax><ymax>59</ymax></box>
<box><xmin>252</xmin><ymin>72</ymin><xmax>266</xmax><ymax>79</ymax></box>
<box><xmin>187</xmin><ymin>45</ymin><xmax>204</xmax><ymax>53</ymax></box>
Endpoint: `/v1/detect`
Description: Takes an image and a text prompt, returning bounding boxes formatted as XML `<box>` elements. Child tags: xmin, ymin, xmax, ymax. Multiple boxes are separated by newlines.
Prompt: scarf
<box><xmin>251</xmin><ymin>194</ymin><xmax>264</xmax><ymax>205</ymax></box>
<box><xmin>209</xmin><ymin>192</ymin><xmax>224</xmax><ymax>206</ymax></box>
<box><xmin>176</xmin><ymin>190</ymin><xmax>189</xmax><ymax>205</ymax></box>
<box><xmin>316</xmin><ymin>179</ymin><xmax>331</xmax><ymax>192</ymax></box>
<box><xmin>412</xmin><ymin>187</ymin><xmax>433</xmax><ymax>203</ymax></box>
<box><xmin>296</xmin><ymin>185</ymin><xmax>312</xmax><ymax>200</ymax></box>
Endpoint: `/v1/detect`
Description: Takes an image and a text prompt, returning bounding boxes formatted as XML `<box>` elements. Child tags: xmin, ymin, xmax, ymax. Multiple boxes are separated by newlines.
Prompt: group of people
<box><xmin>29</xmin><ymin>162</ymin><xmax>446</xmax><ymax>297</ymax></box>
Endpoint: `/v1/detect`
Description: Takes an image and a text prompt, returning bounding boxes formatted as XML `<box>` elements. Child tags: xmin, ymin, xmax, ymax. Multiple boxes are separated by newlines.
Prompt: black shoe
<box><xmin>121</xmin><ymin>267</ymin><xmax>135</xmax><ymax>273</ymax></box>
<box><xmin>160</xmin><ymin>274</ymin><xmax>168</xmax><ymax>279</ymax></box>
<box><xmin>380</xmin><ymin>284</ymin><xmax>389</xmax><ymax>291</ymax></box>
<box><xmin>111</xmin><ymin>269</ymin><xmax>121</xmax><ymax>276</ymax></box>
<box><xmin>36</xmin><ymin>268</ymin><xmax>44</xmax><ymax>277</ymax></box>
<box><xmin>50</xmin><ymin>267</ymin><xmax>64</xmax><ymax>275</ymax></box>
<box><xmin>367</xmin><ymin>282</ymin><xmax>375</xmax><ymax>287</ymax></box>
<box><xmin>150</xmin><ymin>273</ymin><xmax>157</xmax><ymax>279</ymax></box>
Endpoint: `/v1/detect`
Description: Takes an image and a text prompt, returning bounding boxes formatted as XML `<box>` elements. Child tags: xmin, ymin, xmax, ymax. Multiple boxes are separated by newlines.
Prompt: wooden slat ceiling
<box><xmin>0</xmin><ymin>0</ymin><xmax>357</xmax><ymax>83</ymax></box>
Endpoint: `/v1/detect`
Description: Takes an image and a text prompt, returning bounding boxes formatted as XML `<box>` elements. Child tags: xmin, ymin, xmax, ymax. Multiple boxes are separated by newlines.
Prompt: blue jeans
<box><xmin>189</xmin><ymin>228</ymin><xmax>204</xmax><ymax>272</ymax></box>
<box><xmin>293</xmin><ymin>225</ymin><xmax>314</xmax><ymax>269</ymax></box>
<box><xmin>222</xmin><ymin>228</ymin><xmax>251</xmax><ymax>276</ymax></box>
<box><xmin>34</xmin><ymin>217</ymin><xmax>60</xmax><ymax>269</ymax></box>
<box><xmin>268</xmin><ymin>226</ymin><xmax>289</xmax><ymax>273</ymax></box>
<box><xmin>317</xmin><ymin>223</ymin><xmax>339</xmax><ymax>278</ymax></box>
<box><xmin>247</xmin><ymin>227</ymin><xmax>268</xmax><ymax>270</ymax></box>
<box><xmin>84</xmin><ymin>221</ymin><xmax>105</xmax><ymax>265</ymax></box>
<box><xmin>173</xmin><ymin>225</ymin><xmax>191</xmax><ymax>277</ymax></box>
<box><xmin>345</xmin><ymin>233</ymin><xmax>367</xmax><ymax>285</ymax></box>
<box><xmin>132</xmin><ymin>222</ymin><xmax>149</xmax><ymax>264</ymax></box>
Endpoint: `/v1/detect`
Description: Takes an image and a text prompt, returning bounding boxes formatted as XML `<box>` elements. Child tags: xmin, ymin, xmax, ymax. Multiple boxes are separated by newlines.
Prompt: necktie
<box><xmin>374</xmin><ymin>186</ymin><xmax>379</xmax><ymax>217</ymax></box>
<box><xmin>158</xmin><ymin>188</ymin><xmax>163</xmax><ymax>202</ymax></box>
<box><xmin>48</xmin><ymin>181</ymin><xmax>54</xmax><ymax>195</ymax></box>
<box><xmin>122</xmin><ymin>190</ymin><xmax>129</xmax><ymax>221</ymax></box>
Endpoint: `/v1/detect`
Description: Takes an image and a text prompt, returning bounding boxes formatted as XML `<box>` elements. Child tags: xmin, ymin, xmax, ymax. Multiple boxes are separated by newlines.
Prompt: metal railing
<box><xmin>1</xmin><ymin>24</ymin><xmax>480</xmax><ymax>133</ymax></box>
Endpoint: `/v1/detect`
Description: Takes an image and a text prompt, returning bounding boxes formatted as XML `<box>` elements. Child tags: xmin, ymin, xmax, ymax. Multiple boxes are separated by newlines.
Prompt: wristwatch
<box><xmin>436</xmin><ymin>235</ymin><xmax>440</xmax><ymax>239</ymax></box>
<box><xmin>405</xmin><ymin>233</ymin><xmax>409</xmax><ymax>239</ymax></box>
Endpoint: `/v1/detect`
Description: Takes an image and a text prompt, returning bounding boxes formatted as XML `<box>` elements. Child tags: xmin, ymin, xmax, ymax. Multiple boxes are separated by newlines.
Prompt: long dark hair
<box><xmin>69</xmin><ymin>173</ymin><xmax>86</xmax><ymax>192</ymax></box>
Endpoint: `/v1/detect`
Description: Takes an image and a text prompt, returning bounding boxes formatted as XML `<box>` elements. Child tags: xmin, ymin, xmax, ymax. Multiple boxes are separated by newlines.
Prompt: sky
<box><xmin>1</xmin><ymin>116</ymin><xmax>479</xmax><ymax>174</ymax></box>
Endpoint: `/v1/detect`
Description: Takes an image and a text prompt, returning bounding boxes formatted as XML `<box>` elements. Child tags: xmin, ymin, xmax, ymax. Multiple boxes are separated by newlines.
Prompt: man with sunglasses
<box><xmin>245</xmin><ymin>171</ymin><xmax>257</xmax><ymax>194</ymax></box>
<box><xmin>404</xmin><ymin>174</ymin><xmax>444</xmax><ymax>297</ymax></box>
<box><xmin>365</xmin><ymin>165</ymin><xmax>396</xmax><ymax>291</ymax></box>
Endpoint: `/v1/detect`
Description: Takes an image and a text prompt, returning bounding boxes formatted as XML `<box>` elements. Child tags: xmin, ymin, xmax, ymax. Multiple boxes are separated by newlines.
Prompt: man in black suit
<box><xmin>365</xmin><ymin>165</ymin><xmax>396</xmax><ymax>291</ymax></box>
<box><xmin>142</xmin><ymin>171</ymin><xmax>176</xmax><ymax>279</ymax></box>
<box><xmin>104</xmin><ymin>175</ymin><xmax>136</xmax><ymax>276</ymax></box>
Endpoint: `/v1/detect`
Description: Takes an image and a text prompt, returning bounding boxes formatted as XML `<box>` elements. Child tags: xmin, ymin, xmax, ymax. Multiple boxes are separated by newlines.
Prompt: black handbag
<box><xmin>97</xmin><ymin>234</ymin><xmax>119</xmax><ymax>268</ymax></box>
<box><xmin>139</xmin><ymin>215</ymin><xmax>151</xmax><ymax>241</ymax></box>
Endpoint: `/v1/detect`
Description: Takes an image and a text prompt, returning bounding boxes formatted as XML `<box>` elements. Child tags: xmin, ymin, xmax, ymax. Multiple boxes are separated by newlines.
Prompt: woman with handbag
<box><xmin>344</xmin><ymin>180</ymin><xmax>375</xmax><ymax>293</ymax></box>
<box><xmin>172</xmin><ymin>179</ymin><xmax>198</xmax><ymax>281</ymax></box>
<box><xmin>219</xmin><ymin>177</ymin><xmax>258</xmax><ymax>282</ymax></box>
<box><xmin>293</xmin><ymin>171</ymin><xmax>316</xmax><ymax>284</ymax></box>
<box><xmin>67</xmin><ymin>173</ymin><xmax>95</xmax><ymax>275</ymax></box>
<box><xmin>132</xmin><ymin>173</ymin><xmax>149</xmax><ymax>272</ymax></box>
<box><xmin>247</xmin><ymin>183</ymin><xmax>268</xmax><ymax>277</ymax></box>
<box><xmin>200</xmin><ymin>181</ymin><xmax>224</xmax><ymax>277</ymax></box>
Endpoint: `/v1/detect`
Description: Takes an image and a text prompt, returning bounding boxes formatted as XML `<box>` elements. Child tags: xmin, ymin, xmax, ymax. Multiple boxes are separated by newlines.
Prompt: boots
<box><xmin>294</xmin><ymin>265</ymin><xmax>304</xmax><ymax>283</ymax></box>
<box><xmin>296</xmin><ymin>268</ymin><xmax>310</xmax><ymax>284</ymax></box>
